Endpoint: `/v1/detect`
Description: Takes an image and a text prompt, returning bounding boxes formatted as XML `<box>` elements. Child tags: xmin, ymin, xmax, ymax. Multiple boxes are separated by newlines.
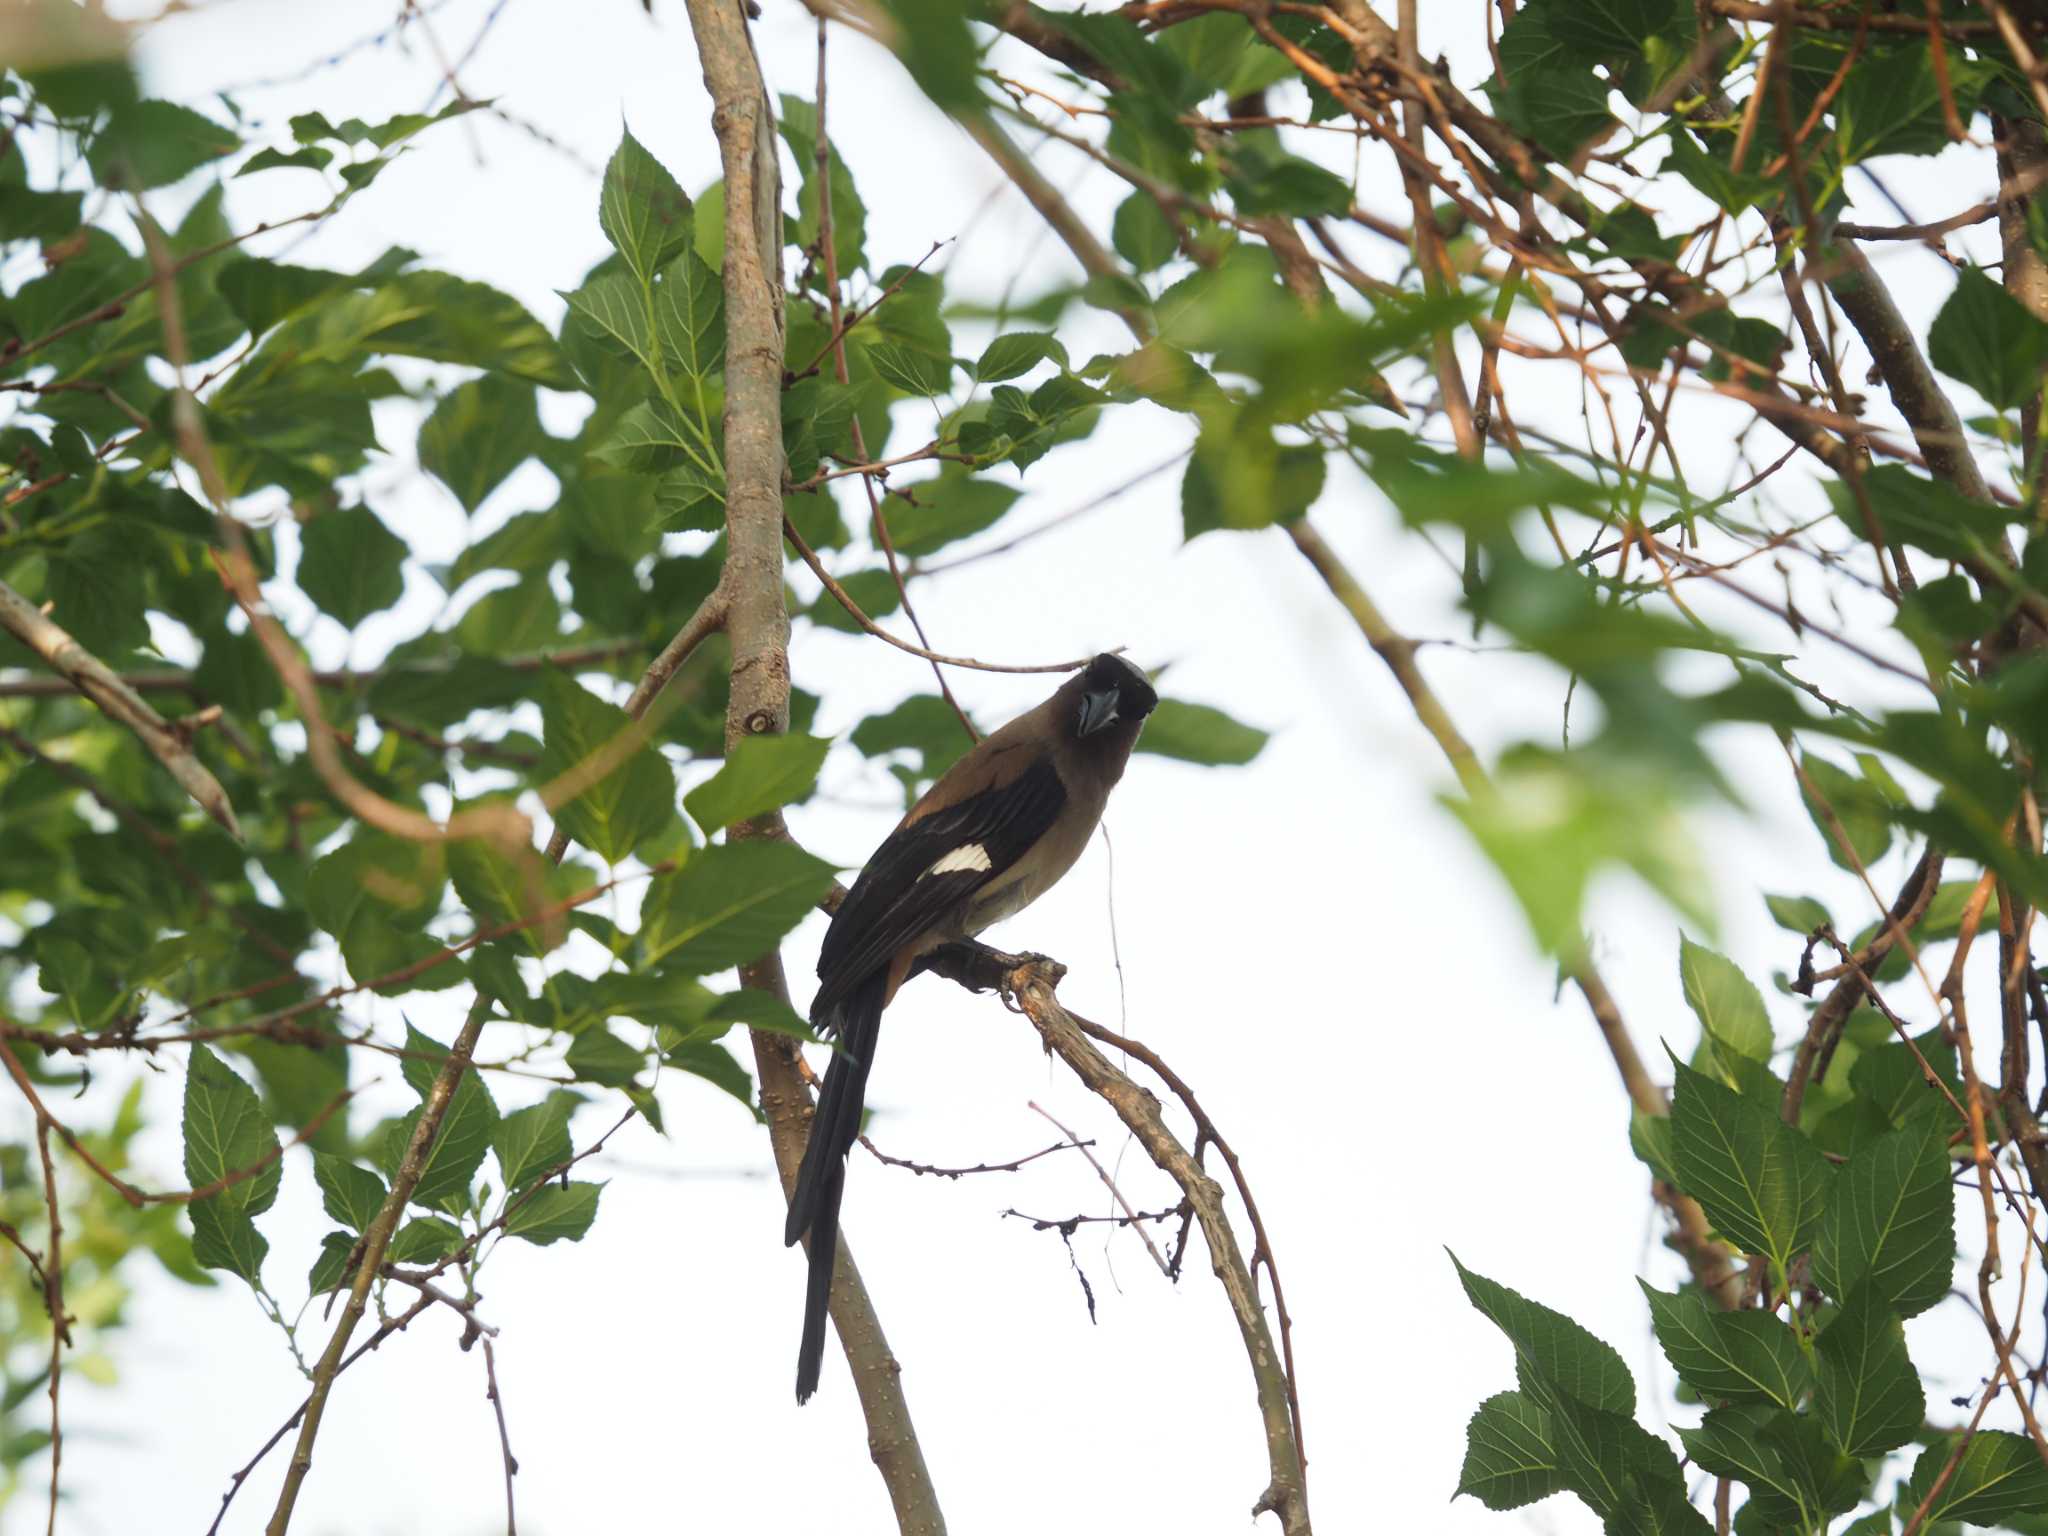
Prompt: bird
<box><xmin>783</xmin><ymin>651</ymin><xmax>1159</xmax><ymax>1402</ymax></box>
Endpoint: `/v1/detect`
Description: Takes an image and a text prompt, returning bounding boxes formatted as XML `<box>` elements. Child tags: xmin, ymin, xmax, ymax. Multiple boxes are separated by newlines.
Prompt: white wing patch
<box><xmin>925</xmin><ymin>843</ymin><xmax>993</xmax><ymax>877</ymax></box>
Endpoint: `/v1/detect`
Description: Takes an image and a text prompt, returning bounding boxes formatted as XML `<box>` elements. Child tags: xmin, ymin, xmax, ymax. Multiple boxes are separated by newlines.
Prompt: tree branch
<box><xmin>0</xmin><ymin>576</ymin><xmax>241</xmax><ymax>838</ymax></box>
<box><xmin>683</xmin><ymin>0</ymin><xmax>947</xmax><ymax>1529</ymax></box>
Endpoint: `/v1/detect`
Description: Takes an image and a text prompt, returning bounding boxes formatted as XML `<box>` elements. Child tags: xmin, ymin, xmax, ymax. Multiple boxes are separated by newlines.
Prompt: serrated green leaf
<box><xmin>1640</xmin><ymin>1281</ymin><xmax>1812</xmax><ymax>1411</ymax></box>
<box><xmin>641</xmin><ymin>839</ymin><xmax>838</xmax><ymax>974</ymax></box>
<box><xmin>1815</xmin><ymin>1283</ymin><xmax>1924</xmax><ymax>1457</ymax></box>
<box><xmin>492</xmin><ymin>1093</ymin><xmax>577</xmax><ymax>1191</ymax></box>
<box><xmin>684</xmin><ymin>733</ymin><xmax>831</xmax><ymax>833</ymax></box>
<box><xmin>656</xmin><ymin>250</ymin><xmax>725</xmax><ymax>381</ymax></box>
<box><xmin>1929</xmin><ymin>267</ymin><xmax>2048</xmax><ymax>413</ymax></box>
<box><xmin>1452</xmin><ymin>1253</ymin><xmax>1635</xmax><ymax>1414</ymax></box>
<box><xmin>1670</xmin><ymin>1059</ymin><xmax>1833</xmax><ymax>1275</ymax></box>
<box><xmin>308</xmin><ymin>1230</ymin><xmax>356</xmax><ymax>1295</ymax></box>
<box><xmin>504</xmin><ymin>1181</ymin><xmax>602</xmax><ymax>1245</ymax></box>
<box><xmin>1903</xmin><ymin>1431</ymin><xmax>2048</xmax><ymax>1525</ymax></box>
<box><xmin>1680</xmin><ymin>936</ymin><xmax>1772</xmax><ymax>1062</ymax></box>
<box><xmin>183</xmin><ymin>1044</ymin><xmax>282</xmax><ymax>1282</ymax></box>
<box><xmin>395</xmin><ymin>1025</ymin><xmax>500</xmax><ymax>1215</ymax></box>
<box><xmin>1457</xmin><ymin>1391</ymin><xmax>1563</xmax><ymax>1510</ymax></box>
<box><xmin>386</xmin><ymin>1215</ymin><xmax>462</xmax><ymax>1264</ymax></box>
<box><xmin>591</xmin><ymin>396</ymin><xmax>699</xmax><ymax>474</ymax></box>
<box><xmin>868</xmin><ymin>341</ymin><xmax>952</xmax><ymax>396</ymax></box>
<box><xmin>599</xmin><ymin>128</ymin><xmax>693</xmax><ymax>285</ymax></box>
<box><xmin>1814</xmin><ymin>1114</ymin><xmax>1955</xmax><ymax>1317</ymax></box>
<box><xmin>312</xmin><ymin>1152</ymin><xmax>387</xmax><ymax>1233</ymax></box>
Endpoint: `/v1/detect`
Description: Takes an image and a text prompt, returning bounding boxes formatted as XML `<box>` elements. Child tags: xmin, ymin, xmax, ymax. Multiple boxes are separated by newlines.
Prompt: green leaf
<box><xmin>298</xmin><ymin>504</ymin><xmax>407</xmax><ymax>626</ymax></box>
<box><xmin>1549</xmin><ymin>0</ymin><xmax>1683</xmax><ymax>56</ymax></box>
<box><xmin>1224</xmin><ymin>143</ymin><xmax>1353</xmax><ymax>217</ymax></box>
<box><xmin>685</xmin><ymin>733</ymin><xmax>832</xmax><ymax>833</ymax></box>
<box><xmin>182</xmin><ymin>1044</ymin><xmax>282</xmax><ymax>1282</ymax></box>
<box><xmin>1836</xmin><ymin>43</ymin><xmax>1985</xmax><ymax>163</ymax></box>
<box><xmin>975</xmin><ymin>332</ymin><xmax>1069</xmax><ymax>385</ymax></box>
<box><xmin>386</xmin><ymin>1216</ymin><xmax>462</xmax><ymax>1264</ymax></box>
<box><xmin>394</xmin><ymin>1025</ymin><xmax>500</xmax><ymax>1215</ymax></box>
<box><xmin>47</xmin><ymin>537</ymin><xmax>149</xmax><ymax>655</ymax></box>
<box><xmin>599</xmin><ymin>128</ymin><xmax>693</xmax><ymax>286</ymax></box>
<box><xmin>882</xmin><ymin>476</ymin><xmax>1019</xmax><ymax>558</ymax></box>
<box><xmin>88</xmin><ymin>99</ymin><xmax>239</xmax><ymax>189</ymax></box>
<box><xmin>1451</xmin><ymin>1254</ymin><xmax>1635</xmax><ymax>1414</ymax></box>
<box><xmin>1903</xmin><ymin>1432</ymin><xmax>2048</xmax><ymax>1525</ymax></box>
<box><xmin>1679</xmin><ymin>1404</ymin><xmax>1864</xmax><ymax>1527</ymax></box>
<box><xmin>641</xmin><ymin>839</ymin><xmax>838</xmax><ymax>974</ymax></box>
<box><xmin>1457</xmin><ymin>1391</ymin><xmax>1563</xmax><ymax>1510</ymax></box>
<box><xmin>418</xmin><ymin>374</ymin><xmax>542</xmax><ymax>515</ymax></box>
<box><xmin>1814</xmin><ymin>1283</ymin><xmax>1924</xmax><ymax>1457</ymax></box>
<box><xmin>504</xmin><ymin>1181</ymin><xmax>602</xmax><ymax>1245</ymax></box>
<box><xmin>1764</xmin><ymin>893</ymin><xmax>1831</xmax><ymax>935</ymax></box>
<box><xmin>308</xmin><ymin>1230</ymin><xmax>356</xmax><ymax>1295</ymax></box>
<box><xmin>311</xmin><ymin>1152</ymin><xmax>387</xmax><ymax>1233</ymax></box>
<box><xmin>1847</xmin><ymin>1026</ymin><xmax>1961</xmax><ymax>1128</ymax></box>
<box><xmin>663</xmin><ymin>1038</ymin><xmax>758</xmax><ymax>1117</ymax></box>
<box><xmin>1813</xmin><ymin>1114</ymin><xmax>1955</xmax><ymax>1317</ymax></box>
<box><xmin>492</xmin><ymin>1092</ymin><xmax>578</xmax><ymax>1191</ymax></box>
<box><xmin>1797</xmin><ymin>752</ymin><xmax>1896</xmax><ymax>874</ymax></box>
<box><xmin>655</xmin><ymin>250</ymin><xmax>725</xmax><ymax>381</ymax></box>
<box><xmin>591</xmin><ymin>396</ymin><xmax>698</xmax><ymax>474</ymax></box>
<box><xmin>566</xmin><ymin>1026</ymin><xmax>642</xmax><ymax>1087</ymax></box>
<box><xmin>850</xmin><ymin>694</ymin><xmax>973</xmax><ymax>780</ymax></box>
<box><xmin>1133</xmin><ymin>698</ymin><xmax>1269</xmax><ymax>766</ymax></box>
<box><xmin>238</xmin><ymin>145</ymin><xmax>331</xmax><ymax>177</ymax></box>
<box><xmin>1669</xmin><ymin>1059</ymin><xmax>1832</xmax><ymax>1275</ymax></box>
<box><xmin>1640</xmin><ymin>1282</ymin><xmax>1812</xmax><ymax>1412</ymax></box>
<box><xmin>868</xmin><ymin>341</ymin><xmax>953</xmax><ymax>396</ymax></box>
<box><xmin>538</xmin><ymin>671</ymin><xmax>678</xmax><ymax>864</ymax></box>
<box><xmin>1679</xmin><ymin>936</ymin><xmax>1772</xmax><ymax>1062</ymax></box>
<box><xmin>215</xmin><ymin>258</ymin><xmax>353</xmax><ymax>336</ymax></box>
<box><xmin>1112</xmin><ymin>191</ymin><xmax>1179</xmax><ymax>273</ymax></box>
<box><xmin>1929</xmin><ymin>267</ymin><xmax>2048</xmax><ymax>412</ymax></box>
<box><xmin>780</xmin><ymin>94</ymin><xmax>866</xmax><ymax>279</ymax></box>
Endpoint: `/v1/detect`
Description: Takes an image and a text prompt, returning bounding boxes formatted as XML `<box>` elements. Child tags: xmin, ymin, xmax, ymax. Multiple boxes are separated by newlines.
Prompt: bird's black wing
<box><xmin>813</xmin><ymin>755</ymin><xmax>1067</xmax><ymax>1017</ymax></box>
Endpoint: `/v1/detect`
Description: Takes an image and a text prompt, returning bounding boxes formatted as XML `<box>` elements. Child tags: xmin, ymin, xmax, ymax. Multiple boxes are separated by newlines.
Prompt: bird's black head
<box><xmin>1072</xmin><ymin>652</ymin><xmax>1158</xmax><ymax>740</ymax></box>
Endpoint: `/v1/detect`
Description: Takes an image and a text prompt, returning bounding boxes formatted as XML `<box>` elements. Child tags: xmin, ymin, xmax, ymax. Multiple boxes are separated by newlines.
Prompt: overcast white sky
<box><xmin>7</xmin><ymin>3</ymin><xmax>2021</xmax><ymax>1534</ymax></box>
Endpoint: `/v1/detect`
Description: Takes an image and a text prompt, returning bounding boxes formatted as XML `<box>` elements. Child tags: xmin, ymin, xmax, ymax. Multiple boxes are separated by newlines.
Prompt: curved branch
<box><xmin>0</xmin><ymin>577</ymin><xmax>241</xmax><ymax>838</ymax></box>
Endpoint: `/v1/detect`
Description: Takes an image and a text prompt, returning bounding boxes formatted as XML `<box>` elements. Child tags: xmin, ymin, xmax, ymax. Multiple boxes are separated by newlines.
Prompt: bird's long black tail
<box><xmin>786</xmin><ymin>969</ymin><xmax>887</xmax><ymax>1403</ymax></box>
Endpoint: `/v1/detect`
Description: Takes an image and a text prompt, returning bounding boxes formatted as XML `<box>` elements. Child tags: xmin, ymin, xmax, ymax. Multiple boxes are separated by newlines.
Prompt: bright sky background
<box><xmin>16</xmin><ymin>3</ymin><xmax>2015</xmax><ymax>1534</ymax></box>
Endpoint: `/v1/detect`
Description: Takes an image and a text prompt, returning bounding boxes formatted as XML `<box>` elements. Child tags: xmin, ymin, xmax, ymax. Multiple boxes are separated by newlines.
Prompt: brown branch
<box><xmin>1026</xmin><ymin>1099</ymin><xmax>1170</xmax><ymax>1275</ymax></box>
<box><xmin>1003</xmin><ymin>954</ymin><xmax>1307</xmax><ymax>1534</ymax></box>
<box><xmin>1823</xmin><ymin>239</ymin><xmax>1990</xmax><ymax>502</ymax></box>
<box><xmin>264</xmin><ymin>996</ymin><xmax>493</xmax><ymax>1534</ymax></box>
<box><xmin>862</xmin><ymin>1135</ymin><xmax>1092</xmax><ymax>1178</ymax></box>
<box><xmin>687</xmin><ymin>0</ymin><xmax>947</xmax><ymax>1528</ymax></box>
<box><xmin>0</xmin><ymin>577</ymin><xmax>241</xmax><ymax>837</ymax></box>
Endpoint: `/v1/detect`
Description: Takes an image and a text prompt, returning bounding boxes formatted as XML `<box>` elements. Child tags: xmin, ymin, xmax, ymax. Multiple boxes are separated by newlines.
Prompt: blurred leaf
<box><xmin>418</xmin><ymin>374</ymin><xmax>542</xmax><ymax>515</ymax></box>
<box><xmin>88</xmin><ymin>99</ymin><xmax>238</xmax><ymax>189</ymax></box>
<box><xmin>1679</xmin><ymin>937</ymin><xmax>1772</xmax><ymax>1062</ymax></box>
<box><xmin>1135</xmin><ymin>698</ymin><xmax>1269</xmax><ymax>765</ymax></box>
<box><xmin>538</xmin><ymin>671</ymin><xmax>678</xmax><ymax>864</ymax></box>
<box><xmin>1928</xmin><ymin>267</ymin><xmax>2048</xmax><ymax>412</ymax></box>
<box><xmin>298</xmin><ymin>505</ymin><xmax>407</xmax><ymax>626</ymax></box>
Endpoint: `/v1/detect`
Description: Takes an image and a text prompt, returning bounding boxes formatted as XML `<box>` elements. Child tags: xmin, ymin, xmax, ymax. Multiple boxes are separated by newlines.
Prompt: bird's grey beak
<box><xmin>1077</xmin><ymin>688</ymin><xmax>1121</xmax><ymax>738</ymax></box>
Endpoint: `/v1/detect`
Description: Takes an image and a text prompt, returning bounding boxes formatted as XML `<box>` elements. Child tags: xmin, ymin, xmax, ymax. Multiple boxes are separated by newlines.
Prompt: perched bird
<box><xmin>784</xmin><ymin>652</ymin><xmax>1159</xmax><ymax>1402</ymax></box>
